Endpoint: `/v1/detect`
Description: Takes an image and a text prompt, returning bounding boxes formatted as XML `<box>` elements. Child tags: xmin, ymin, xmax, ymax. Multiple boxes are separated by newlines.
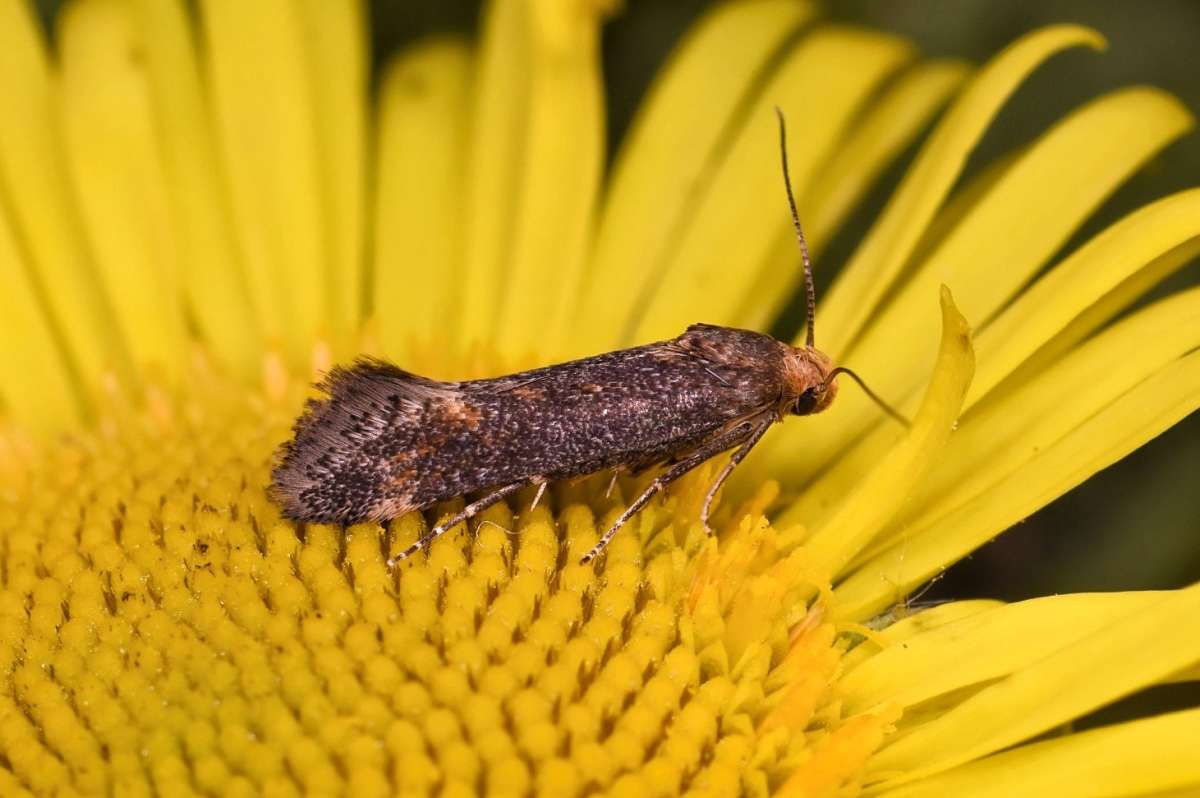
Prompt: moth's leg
<box><xmin>604</xmin><ymin>470</ymin><xmax>620</xmax><ymax>499</ymax></box>
<box><xmin>529</xmin><ymin>480</ymin><xmax>549</xmax><ymax>511</ymax></box>
<box><xmin>699</xmin><ymin>417</ymin><xmax>774</xmax><ymax>534</ymax></box>
<box><xmin>580</xmin><ymin>429</ymin><xmax>750</xmax><ymax>565</ymax></box>
<box><xmin>388</xmin><ymin>480</ymin><xmax>530</xmax><ymax>566</ymax></box>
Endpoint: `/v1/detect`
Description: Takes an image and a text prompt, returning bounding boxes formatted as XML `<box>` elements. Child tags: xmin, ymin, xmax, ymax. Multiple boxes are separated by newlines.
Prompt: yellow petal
<box><xmin>758</xmin><ymin>84</ymin><xmax>1190</xmax><ymax>490</ymax></box>
<box><xmin>125</xmin><ymin>0</ymin><xmax>261</xmax><ymax>378</ymax></box>
<box><xmin>974</xmin><ymin>191</ymin><xmax>1200</xmax><ymax>404</ymax></box>
<box><xmin>868</xmin><ymin>284</ymin><xmax>1200</xmax><ymax>560</ymax></box>
<box><xmin>800</xmin><ymin>286</ymin><xmax>973</xmax><ymax>582</ymax></box>
<box><xmin>817</xmin><ymin>24</ymin><xmax>1106</xmax><ymax>358</ymax></box>
<box><xmin>835</xmin><ymin>337</ymin><xmax>1200</xmax><ymax>620</ymax></box>
<box><xmin>458</xmin><ymin>0</ymin><xmax>530</xmax><ymax>348</ymax></box>
<box><xmin>200</xmin><ymin>0</ymin><xmax>329</xmax><ymax>360</ymax></box>
<box><xmin>787</xmin><ymin>216</ymin><xmax>1200</xmax><ymax>551</ymax></box>
<box><xmin>58</xmin><ymin>0</ymin><xmax>188</xmax><ymax>382</ymax></box>
<box><xmin>0</xmin><ymin>203</ymin><xmax>79</xmax><ymax>429</ymax></box>
<box><xmin>840</xmin><ymin>599</ymin><xmax>1004</xmax><ymax>673</ymax></box>
<box><xmin>497</xmin><ymin>0</ymin><xmax>608</xmax><ymax>359</ymax></box>
<box><xmin>848</xmin><ymin>86</ymin><xmax>1192</xmax><ymax>420</ymax></box>
<box><xmin>1167</xmin><ymin>664</ymin><xmax>1200</xmax><ymax>684</ymax></box>
<box><xmin>629</xmin><ymin>26</ymin><xmax>915</xmax><ymax>345</ymax></box>
<box><xmin>841</xmin><ymin>592</ymin><xmax>1167</xmax><ymax>713</ymax></box>
<box><xmin>866</xmin><ymin>584</ymin><xmax>1200</xmax><ymax>787</ymax></box>
<box><xmin>736</xmin><ymin>58</ymin><xmax>971</xmax><ymax>332</ymax></box>
<box><xmin>900</xmin><ymin>151</ymin><xmax>1019</xmax><ymax>275</ymax></box>
<box><xmin>372</xmin><ymin>38</ymin><xmax>472</xmax><ymax>363</ymax></box>
<box><xmin>0</xmin><ymin>0</ymin><xmax>129</xmax><ymax>393</ymax></box>
<box><xmin>573</xmin><ymin>0</ymin><xmax>817</xmax><ymax>356</ymax></box>
<box><xmin>297</xmin><ymin>0</ymin><xmax>367</xmax><ymax>342</ymax></box>
<box><xmin>876</xmin><ymin>707</ymin><xmax>1200</xmax><ymax>798</ymax></box>
<box><xmin>886</xmin><ymin>288</ymin><xmax>1200</xmax><ymax>560</ymax></box>
<box><xmin>778</xmin><ymin>706</ymin><xmax>901</xmax><ymax>798</ymax></box>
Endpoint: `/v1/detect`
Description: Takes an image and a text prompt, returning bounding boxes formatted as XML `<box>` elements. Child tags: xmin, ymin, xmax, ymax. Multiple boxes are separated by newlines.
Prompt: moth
<box><xmin>271</xmin><ymin>109</ymin><xmax>903</xmax><ymax>565</ymax></box>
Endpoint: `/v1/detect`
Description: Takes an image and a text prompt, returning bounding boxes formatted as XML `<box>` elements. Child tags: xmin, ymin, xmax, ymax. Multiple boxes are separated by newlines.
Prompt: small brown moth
<box><xmin>271</xmin><ymin>109</ymin><xmax>905</xmax><ymax>565</ymax></box>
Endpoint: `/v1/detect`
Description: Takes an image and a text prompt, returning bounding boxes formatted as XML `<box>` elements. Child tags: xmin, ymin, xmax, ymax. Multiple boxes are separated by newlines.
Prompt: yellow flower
<box><xmin>1</xmin><ymin>1</ymin><xmax>1198</xmax><ymax>796</ymax></box>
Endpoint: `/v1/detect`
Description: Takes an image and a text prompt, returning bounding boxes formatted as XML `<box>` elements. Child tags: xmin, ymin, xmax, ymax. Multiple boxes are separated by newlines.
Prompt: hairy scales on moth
<box><xmin>271</xmin><ymin>108</ymin><xmax>907</xmax><ymax>565</ymax></box>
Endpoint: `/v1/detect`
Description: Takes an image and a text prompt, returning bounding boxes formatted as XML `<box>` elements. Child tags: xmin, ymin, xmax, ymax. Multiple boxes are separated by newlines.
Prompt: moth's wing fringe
<box><xmin>270</xmin><ymin>358</ymin><xmax>453</xmax><ymax>522</ymax></box>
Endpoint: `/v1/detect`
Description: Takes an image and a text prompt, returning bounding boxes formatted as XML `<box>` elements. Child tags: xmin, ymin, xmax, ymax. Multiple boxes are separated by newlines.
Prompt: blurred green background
<box><xmin>31</xmin><ymin>0</ymin><xmax>1198</xmax><ymax>604</ymax></box>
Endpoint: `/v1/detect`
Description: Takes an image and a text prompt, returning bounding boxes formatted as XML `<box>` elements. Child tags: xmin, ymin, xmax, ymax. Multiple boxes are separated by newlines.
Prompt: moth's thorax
<box><xmin>781</xmin><ymin>345</ymin><xmax>838</xmax><ymax>414</ymax></box>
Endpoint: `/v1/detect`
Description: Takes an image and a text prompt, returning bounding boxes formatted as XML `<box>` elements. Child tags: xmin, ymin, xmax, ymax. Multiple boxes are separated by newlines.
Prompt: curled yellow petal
<box><xmin>799</xmin><ymin>286</ymin><xmax>973</xmax><ymax>582</ymax></box>
<box><xmin>786</xmin><ymin>201</ymin><xmax>1200</xmax><ymax>553</ymax></box>
<box><xmin>890</xmin><ymin>287</ymin><xmax>1200</xmax><ymax>557</ymax></box>
<box><xmin>836</xmin><ymin>336</ymin><xmax>1200</xmax><ymax>620</ymax></box>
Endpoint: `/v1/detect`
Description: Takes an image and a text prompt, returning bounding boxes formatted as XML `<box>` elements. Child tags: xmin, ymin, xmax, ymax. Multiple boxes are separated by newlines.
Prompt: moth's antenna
<box><xmin>775</xmin><ymin>106</ymin><xmax>817</xmax><ymax>349</ymax></box>
<box><xmin>776</xmin><ymin>109</ymin><xmax>907</xmax><ymax>430</ymax></box>
<box><xmin>825</xmin><ymin>366</ymin><xmax>911</xmax><ymax>429</ymax></box>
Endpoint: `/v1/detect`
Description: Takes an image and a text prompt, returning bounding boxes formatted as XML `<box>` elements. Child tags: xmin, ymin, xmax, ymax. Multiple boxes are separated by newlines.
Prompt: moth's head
<box><xmin>782</xmin><ymin>345</ymin><xmax>838</xmax><ymax>416</ymax></box>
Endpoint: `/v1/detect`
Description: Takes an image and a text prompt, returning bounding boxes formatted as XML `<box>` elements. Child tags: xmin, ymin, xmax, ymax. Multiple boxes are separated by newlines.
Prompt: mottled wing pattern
<box><xmin>271</xmin><ymin>359</ymin><xmax>460</xmax><ymax>523</ymax></box>
<box><xmin>399</xmin><ymin>325</ymin><xmax>791</xmax><ymax>497</ymax></box>
<box><xmin>272</xmin><ymin>327</ymin><xmax>792</xmax><ymax>525</ymax></box>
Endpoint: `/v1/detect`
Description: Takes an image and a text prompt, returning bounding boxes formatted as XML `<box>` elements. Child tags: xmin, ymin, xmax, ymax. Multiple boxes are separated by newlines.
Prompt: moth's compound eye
<box><xmin>793</xmin><ymin>387</ymin><xmax>821</xmax><ymax>415</ymax></box>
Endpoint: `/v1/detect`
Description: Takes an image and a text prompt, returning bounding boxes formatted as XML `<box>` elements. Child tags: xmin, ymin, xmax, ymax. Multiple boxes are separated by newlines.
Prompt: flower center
<box><xmin>0</xmin><ymin>371</ymin><xmax>897</xmax><ymax>795</ymax></box>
